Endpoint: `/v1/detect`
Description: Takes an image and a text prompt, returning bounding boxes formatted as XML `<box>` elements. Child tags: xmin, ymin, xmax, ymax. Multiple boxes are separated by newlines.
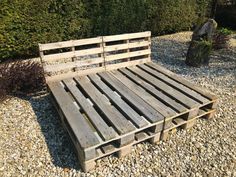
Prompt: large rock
<box><xmin>186</xmin><ymin>19</ymin><xmax>217</xmax><ymax>67</ymax></box>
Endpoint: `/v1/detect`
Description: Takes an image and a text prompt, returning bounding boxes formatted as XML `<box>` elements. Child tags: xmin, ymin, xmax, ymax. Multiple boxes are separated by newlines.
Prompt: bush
<box><xmin>217</xmin><ymin>28</ymin><xmax>233</xmax><ymax>35</ymax></box>
<box><xmin>0</xmin><ymin>0</ymin><xmax>213</xmax><ymax>61</ymax></box>
<box><xmin>0</xmin><ymin>0</ymin><xmax>90</xmax><ymax>61</ymax></box>
<box><xmin>0</xmin><ymin>60</ymin><xmax>45</xmax><ymax>101</ymax></box>
<box><xmin>213</xmin><ymin>28</ymin><xmax>232</xmax><ymax>49</ymax></box>
<box><xmin>87</xmin><ymin>0</ymin><xmax>213</xmax><ymax>36</ymax></box>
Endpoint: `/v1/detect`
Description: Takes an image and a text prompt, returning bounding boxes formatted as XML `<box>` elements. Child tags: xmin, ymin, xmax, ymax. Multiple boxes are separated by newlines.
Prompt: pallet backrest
<box><xmin>103</xmin><ymin>31</ymin><xmax>151</xmax><ymax>71</ymax></box>
<box><xmin>39</xmin><ymin>31</ymin><xmax>151</xmax><ymax>82</ymax></box>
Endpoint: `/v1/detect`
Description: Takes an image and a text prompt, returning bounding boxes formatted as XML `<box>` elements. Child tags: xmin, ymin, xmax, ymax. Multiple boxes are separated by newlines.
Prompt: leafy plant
<box><xmin>0</xmin><ymin>0</ymin><xmax>213</xmax><ymax>61</ymax></box>
<box><xmin>213</xmin><ymin>28</ymin><xmax>232</xmax><ymax>49</ymax></box>
<box><xmin>0</xmin><ymin>60</ymin><xmax>45</xmax><ymax>101</ymax></box>
<box><xmin>217</xmin><ymin>28</ymin><xmax>233</xmax><ymax>36</ymax></box>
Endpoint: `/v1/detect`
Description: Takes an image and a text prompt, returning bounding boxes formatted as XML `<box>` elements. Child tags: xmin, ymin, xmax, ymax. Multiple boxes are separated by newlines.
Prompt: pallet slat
<box><xmin>89</xmin><ymin>74</ymin><xmax>148</xmax><ymax>128</ymax></box>
<box><xmin>43</xmin><ymin>48</ymin><xmax>102</xmax><ymax>62</ymax></box>
<box><xmin>146</xmin><ymin>62</ymin><xmax>218</xmax><ymax>101</ymax></box>
<box><xmin>98</xmin><ymin>72</ymin><xmax>165</xmax><ymax>124</ymax></box>
<box><xmin>103</xmin><ymin>31</ymin><xmax>151</xmax><ymax>42</ymax></box>
<box><xmin>104</xmin><ymin>41</ymin><xmax>150</xmax><ymax>52</ymax></box>
<box><xmin>75</xmin><ymin>76</ymin><xmax>136</xmax><ymax>135</ymax></box>
<box><xmin>105</xmin><ymin>49</ymin><xmax>150</xmax><ymax>62</ymax></box>
<box><xmin>48</xmin><ymin>82</ymin><xmax>100</xmax><ymax>148</ymax></box>
<box><xmin>44</xmin><ymin>57</ymin><xmax>104</xmax><ymax>73</ymax></box>
<box><xmin>139</xmin><ymin>64</ymin><xmax>210</xmax><ymax>104</ymax></box>
<box><xmin>39</xmin><ymin>37</ymin><xmax>103</xmax><ymax>51</ymax></box>
<box><xmin>110</xmin><ymin>70</ymin><xmax>176</xmax><ymax>118</ymax></box>
<box><xmin>63</xmin><ymin>79</ymin><xmax>117</xmax><ymax>141</ymax></box>
<box><xmin>129</xmin><ymin>66</ymin><xmax>200</xmax><ymax>108</ymax></box>
<box><xmin>119</xmin><ymin>68</ymin><xmax>188</xmax><ymax>113</ymax></box>
<box><xmin>45</xmin><ymin>67</ymin><xmax>105</xmax><ymax>83</ymax></box>
<box><xmin>105</xmin><ymin>58</ymin><xmax>149</xmax><ymax>71</ymax></box>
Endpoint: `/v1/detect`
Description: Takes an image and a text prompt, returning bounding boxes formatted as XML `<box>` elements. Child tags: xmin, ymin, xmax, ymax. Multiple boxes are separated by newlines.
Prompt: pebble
<box><xmin>0</xmin><ymin>32</ymin><xmax>235</xmax><ymax>176</ymax></box>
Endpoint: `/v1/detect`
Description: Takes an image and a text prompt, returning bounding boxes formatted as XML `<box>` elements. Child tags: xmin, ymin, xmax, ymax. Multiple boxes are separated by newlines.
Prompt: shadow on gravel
<box><xmin>26</xmin><ymin>94</ymin><xmax>82</xmax><ymax>171</ymax></box>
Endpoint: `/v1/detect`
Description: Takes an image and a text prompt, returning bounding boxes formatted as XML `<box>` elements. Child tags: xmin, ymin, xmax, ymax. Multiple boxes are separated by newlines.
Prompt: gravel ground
<box><xmin>0</xmin><ymin>32</ymin><xmax>235</xmax><ymax>177</ymax></box>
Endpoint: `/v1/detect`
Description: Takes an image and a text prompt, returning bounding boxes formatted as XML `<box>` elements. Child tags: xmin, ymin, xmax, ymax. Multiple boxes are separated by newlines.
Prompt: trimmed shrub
<box><xmin>213</xmin><ymin>28</ymin><xmax>233</xmax><ymax>49</ymax></box>
<box><xmin>0</xmin><ymin>60</ymin><xmax>45</xmax><ymax>101</ymax></box>
<box><xmin>146</xmin><ymin>0</ymin><xmax>198</xmax><ymax>35</ymax></box>
<box><xmin>0</xmin><ymin>0</ymin><xmax>213</xmax><ymax>61</ymax></box>
<box><xmin>0</xmin><ymin>0</ymin><xmax>89</xmax><ymax>61</ymax></box>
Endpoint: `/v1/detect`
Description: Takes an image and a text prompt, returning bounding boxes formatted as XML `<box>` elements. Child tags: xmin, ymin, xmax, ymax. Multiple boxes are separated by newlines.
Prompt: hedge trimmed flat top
<box><xmin>39</xmin><ymin>31</ymin><xmax>218</xmax><ymax>172</ymax></box>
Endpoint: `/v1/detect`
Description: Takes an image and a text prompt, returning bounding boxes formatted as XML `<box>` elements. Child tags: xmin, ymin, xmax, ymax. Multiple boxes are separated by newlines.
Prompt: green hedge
<box><xmin>0</xmin><ymin>0</ymin><xmax>212</xmax><ymax>61</ymax></box>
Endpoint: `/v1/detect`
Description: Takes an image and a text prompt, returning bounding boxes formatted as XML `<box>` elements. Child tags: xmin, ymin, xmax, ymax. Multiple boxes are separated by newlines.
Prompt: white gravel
<box><xmin>0</xmin><ymin>31</ymin><xmax>235</xmax><ymax>177</ymax></box>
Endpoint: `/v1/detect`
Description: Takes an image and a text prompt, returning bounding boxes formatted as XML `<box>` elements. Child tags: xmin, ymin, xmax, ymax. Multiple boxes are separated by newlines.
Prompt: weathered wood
<box><xmin>44</xmin><ymin>57</ymin><xmax>104</xmax><ymax>73</ymax></box>
<box><xmin>129</xmin><ymin>66</ymin><xmax>200</xmax><ymax>109</ymax></box>
<box><xmin>43</xmin><ymin>48</ymin><xmax>102</xmax><ymax>62</ymax></box>
<box><xmin>110</xmin><ymin>70</ymin><xmax>176</xmax><ymax>118</ymax></box>
<box><xmin>88</xmin><ymin>74</ymin><xmax>148</xmax><ymax>128</ymax></box>
<box><xmin>75</xmin><ymin>76</ymin><xmax>136</xmax><ymax>135</ymax></box>
<box><xmin>103</xmin><ymin>31</ymin><xmax>151</xmax><ymax>42</ymax></box>
<box><xmin>146</xmin><ymin>62</ymin><xmax>218</xmax><ymax>101</ymax></box>
<box><xmin>104</xmin><ymin>41</ymin><xmax>150</xmax><ymax>52</ymax></box>
<box><xmin>81</xmin><ymin>160</ymin><xmax>96</xmax><ymax>172</ymax></box>
<box><xmin>105</xmin><ymin>58</ymin><xmax>149</xmax><ymax>71</ymax></box>
<box><xmin>101</xmin><ymin>144</ymin><xmax>116</xmax><ymax>154</ymax></box>
<box><xmin>98</xmin><ymin>72</ymin><xmax>165</xmax><ymax>124</ymax></box>
<box><xmin>40</xmin><ymin>32</ymin><xmax>152</xmax><ymax>82</ymax></box>
<box><xmin>181</xmin><ymin>119</ymin><xmax>196</xmax><ymax>129</ymax></box>
<box><xmin>45</xmin><ymin>67</ymin><xmax>105</xmax><ymax>83</ymax></box>
<box><xmin>42</xmin><ymin>31</ymin><xmax>218</xmax><ymax>172</ymax></box>
<box><xmin>119</xmin><ymin>134</ymin><xmax>135</xmax><ymax>146</ymax></box>
<box><xmin>48</xmin><ymin>82</ymin><xmax>100</xmax><ymax>149</ymax></box>
<box><xmin>117</xmin><ymin>145</ymin><xmax>132</xmax><ymax>157</ymax></box>
<box><xmin>119</xmin><ymin>68</ymin><xmax>188</xmax><ymax>113</ymax></box>
<box><xmin>135</xmin><ymin>132</ymin><xmax>149</xmax><ymax>141</ymax></box>
<box><xmin>105</xmin><ymin>49</ymin><xmax>150</xmax><ymax>62</ymax></box>
<box><xmin>63</xmin><ymin>79</ymin><xmax>117</xmax><ymax>141</ymax></box>
<box><xmin>39</xmin><ymin>37</ymin><xmax>103</xmax><ymax>51</ymax></box>
<box><xmin>149</xmin><ymin>132</ymin><xmax>161</xmax><ymax>144</ymax></box>
<box><xmin>138</xmin><ymin>64</ymin><xmax>210</xmax><ymax>104</ymax></box>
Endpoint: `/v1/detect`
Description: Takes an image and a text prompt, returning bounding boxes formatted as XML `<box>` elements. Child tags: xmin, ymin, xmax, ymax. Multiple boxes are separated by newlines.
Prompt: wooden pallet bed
<box><xmin>39</xmin><ymin>31</ymin><xmax>218</xmax><ymax>172</ymax></box>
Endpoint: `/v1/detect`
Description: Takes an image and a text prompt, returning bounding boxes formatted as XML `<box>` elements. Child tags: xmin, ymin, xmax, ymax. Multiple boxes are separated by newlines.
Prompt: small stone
<box><xmin>147</xmin><ymin>168</ymin><xmax>152</xmax><ymax>173</ymax></box>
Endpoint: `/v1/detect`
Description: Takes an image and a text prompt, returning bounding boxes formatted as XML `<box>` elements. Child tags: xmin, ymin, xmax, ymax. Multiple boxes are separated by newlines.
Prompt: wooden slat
<box><xmin>98</xmin><ymin>72</ymin><xmax>165</xmax><ymax>123</ymax></box>
<box><xmin>75</xmin><ymin>76</ymin><xmax>136</xmax><ymax>135</ymax></box>
<box><xmin>73</xmin><ymin>37</ymin><xmax>103</xmax><ymax>47</ymax></box>
<box><xmin>63</xmin><ymin>79</ymin><xmax>117</xmax><ymax>141</ymax></box>
<box><xmin>139</xmin><ymin>64</ymin><xmax>210</xmax><ymax>104</ymax></box>
<box><xmin>173</xmin><ymin>118</ymin><xmax>186</xmax><ymax>125</ymax></box>
<box><xmin>104</xmin><ymin>41</ymin><xmax>150</xmax><ymax>52</ymax></box>
<box><xmin>45</xmin><ymin>67</ymin><xmax>105</xmax><ymax>83</ymax></box>
<box><xmin>44</xmin><ymin>57</ymin><xmax>104</xmax><ymax>73</ymax></box>
<box><xmin>119</xmin><ymin>68</ymin><xmax>188</xmax><ymax>113</ymax></box>
<box><xmin>105</xmin><ymin>49</ymin><xmax>150</xmax><ymax>62</ymax></box>
<box><xmin>129</xmin><ymin>66</ymin><xmax>200</xmax><ymax>108</ymax></box>
<box><xmin>48</xmin><ymin>82</ymin><xmax>100</xmax><ymax>148</ymax></box>
<box><xmin>39</xmin><ymin>37</ymin><xmax>103</xmax><ymax>51</ymax></box>
<box><xmin>103</xmin><ymin>31</ymin><xmax>151</xmax><ymax>42</ymax></box>
<box><xmin>43</xmin><ymin>48</ymin><xmax>102</xmax><ymax>62</ymax></box>
<box><xmin>88</xmin><ymin>74</ymin><xmax>148</xmax><ymax>128</ymax></box>
<box><xmin>105</xmin><ymin>58</ymin><xmax>149</xmax><ymax>71</ymax></box>
<box><xmin>110</xmin><ymin>70</ymin><xmax>176</xmax><ymax>118</ymax></box>
<box><xmin>146</xmin><ymin>63</ymin><xmax>218</xmax><ymax>101</ymax></box>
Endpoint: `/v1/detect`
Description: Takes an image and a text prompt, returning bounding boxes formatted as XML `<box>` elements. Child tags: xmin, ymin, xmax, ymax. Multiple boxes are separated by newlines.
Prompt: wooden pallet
<box><xmin>39</xmin><ymin>32</ymin><xmax>218</xmax><ymax>172</ymax></box>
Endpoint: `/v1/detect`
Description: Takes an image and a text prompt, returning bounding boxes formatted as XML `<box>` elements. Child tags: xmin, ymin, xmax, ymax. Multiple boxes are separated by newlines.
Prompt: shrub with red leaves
<box><xmin>0</xmin><ymin>60</ymin><xmax>45</xmax><ymax>101</ymax></box>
